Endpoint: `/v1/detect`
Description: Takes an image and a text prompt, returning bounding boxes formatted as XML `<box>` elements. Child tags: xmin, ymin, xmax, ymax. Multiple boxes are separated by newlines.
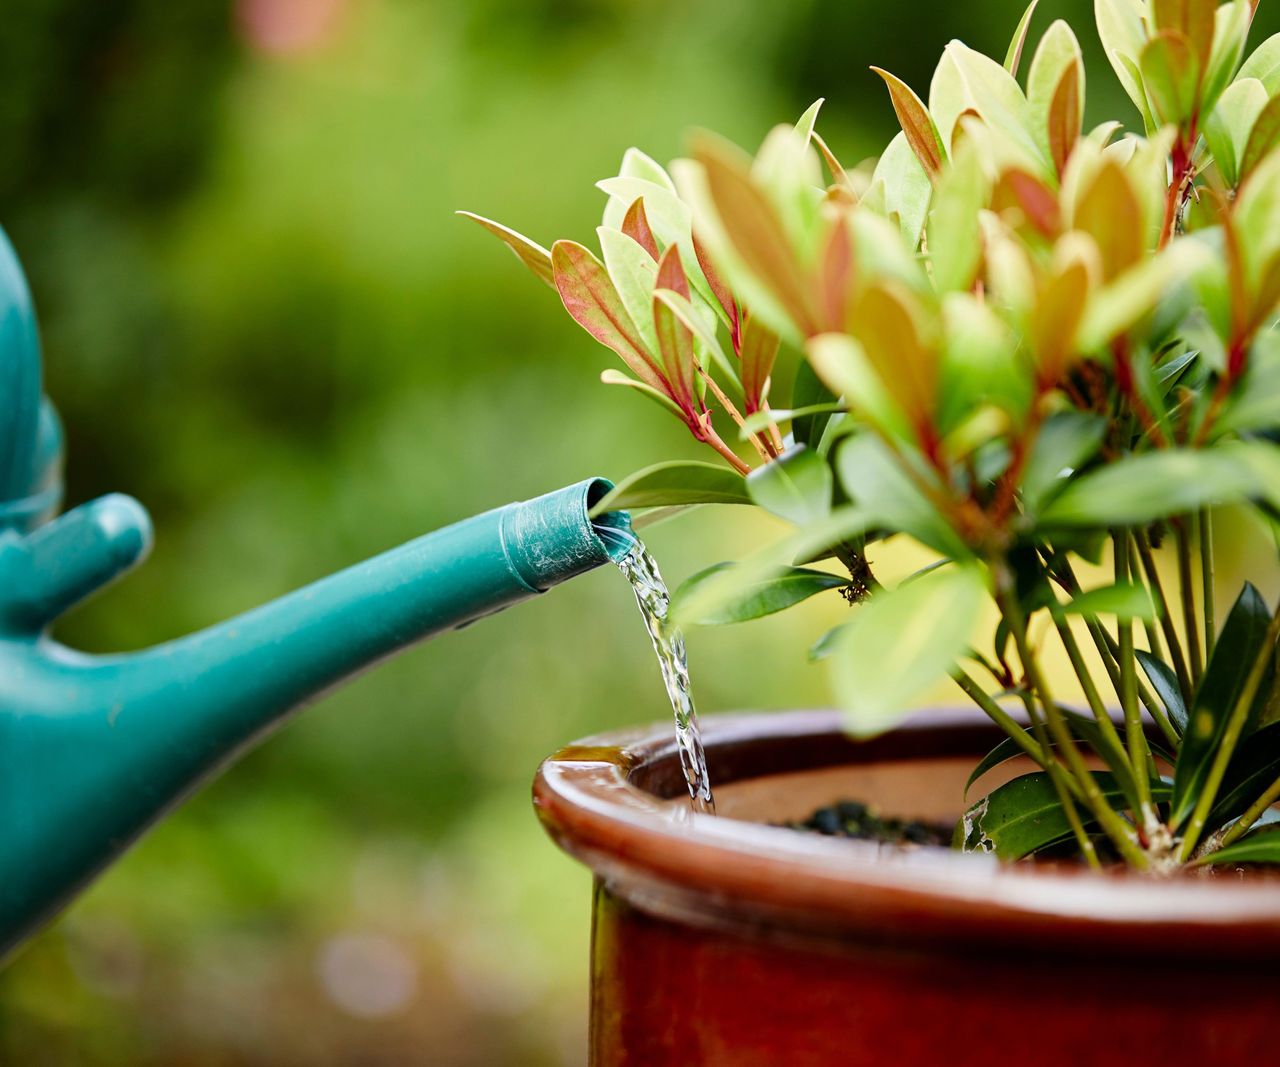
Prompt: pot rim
<box><xmin>533</xmin><ymin>708</ymin><xmax>1280</xmax><ymax>960</ymax></box>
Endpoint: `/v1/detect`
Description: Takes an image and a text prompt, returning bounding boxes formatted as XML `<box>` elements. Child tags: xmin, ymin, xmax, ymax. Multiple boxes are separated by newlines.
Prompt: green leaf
<box><xmin>959</xmin><ymin>771</ymin><xmax>1169</xmax><ymax>859</ymax></box>
<box><xmin>927</xmin><ymin>144</ymin><xmax>987</xmax><ymax>292</ymax></box>
<box><xmin>1004</xmin><ymin>0</ymin><xmax>1041</xmax><ymax>76</ymax></box>
<box><xmin>588</xmin><ymin>460</ymin><xmax>750</xmax><ymax>516</ymax></box>
<box><xmin>1027</xmin><ymin>20</ymin><xmax>1085</xmax><ymax>172</ymax></box>
<box><xmin>458</xmin><ymin>211</ymin><xmax>555</xmax><ymax>287</ymax></box>
<box><xmin>837</xmin><ymin>434</ymin><xmax>969</xmax><ymax>558</ymax></box>
<box><xmin>598</xmin><ymin>227</ymin><xmax>660</xmax><ymax>356</ymax></box>
<box><xmin>1171</xmin><ymin>582</ymin><xmax>1276</xmax><ymax>828</ymax></box>
<box><xmin>1020</xmin><ymin>411</ymin><xmax>1107</xmax><ymax>513</ymax></box>
<box><xmin>739</xmin><ymin>402</ymin><xmax>844</xmax><ymax>440</ymax></box>
<box><xmin>1140</xmin><ymin>30</ymin><xmax>1201</xmax><ymax>127</ymax></box>
<box><xmin>1196</xmin><ymin>826</ymin><xmax>1280</xmax><ymax>866</ymax></box>
<box><xmin>791</xmin><ymin>360</ymin><xmax>840</xmax><ymax>449</ymax></box>
<box><xmin>1204</xmin><ymin>78</ymin><xmax>1269</xmax><ymax>186</ymax></box>
<box><xmin>928</xmin><ymin>40</ymin><xmax>1038</xmax><ymax>164</ymax></box>
<box><xmin>1063</xmin><ymin>582</ymin><xmax>1156</xmax><ymax>621</ymax></box>
<box><xmin>807</xmin><ymin>334</ymin><xmax>914</xmax><ymax>444</ymax></box>
<box><xmin>1039</xmin><ymin>447</ymin><xmax>1264</xmax><ymax>527</ymax></box>
<box><xmin>1207</xmin><ymin>722</ymin><xmax>1280</xmax><ymax>828</ymax></box>
<box><xmin>831</xmin><ymin>565</ymin><xmax>987</xmax><ymax>737</ymax></box>
<box><xmin>1201</xmin><ymin>1</ymin><xmax>1253</xmax><ymax>113</ymax></box>
<box><xmin>1238</xmin><ymin>33</ymin><xmax>1280</xmax><ymax>95</ymax></box>
<box><xmin>746</xmin><ymin>446</ymin><xmax>833</xmax><ymax>525</ymax></box>
<box><xmin>599</xmin><ymin>369</ymin><xmax>681</xmax><ymax>415</ymax></box>
<box><xmin>739</xmin><ymin>312</ymin><xmax>781</xmax><ymax>412</ymax></box>
<box><xmin>867</xmin><ymin>132</ymin><xmax>933</xmax><ymax>247</ymax></box>
<box><xmin>669</xmin><ymin>506</ymin><xmax>872</xmax><ymax>627</ymax></box>
<box><xmin>937</xmin><ymin>293</ymin><xmax>1030</xmax><ymax>433</ymax></box>
<box><xmin>674</xmin><ymin>563</ymin><xmax>846</xmax><ymax>625</ymax></box>
<box><xmin>1095</xmin><ymin>0</ymin><xmax>1153</xmax><ymax>120</ymax></box>
<box><xmin>1241</xmin><ymin>92</ymin><xmax>1280</xmax><ymax>181</ymax></box>
<box><xmin>1078</xmin><ymin>238</ymin><xmax>1210</xmax><ymax>350</ymax></box>
<box><xmin>1137</xmin><ymin>649</ymin><xmax>1188</xmax><ymax>734</ymax></box>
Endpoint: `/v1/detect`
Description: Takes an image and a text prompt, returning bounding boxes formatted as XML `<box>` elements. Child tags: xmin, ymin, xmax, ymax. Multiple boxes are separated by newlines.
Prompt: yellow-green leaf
<box><xmin>872</xmin><ymin>67</ymin><xmax>945</xmax><ymax>179</ymax></box>
<box><xmin>458</xmin><ymin>211</ymin><xmax>554</xmax><ymax>287</ymax></box>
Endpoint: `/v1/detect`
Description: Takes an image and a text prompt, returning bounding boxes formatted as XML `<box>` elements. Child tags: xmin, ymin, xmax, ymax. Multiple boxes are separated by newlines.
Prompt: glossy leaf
<box><xmin>458</xmin><ymin>211</ymin><xmax>555</xmax><ymax>287</ymax></box>
<box><xmin>1196</xmin><ymin>827</ymin><xmax>1280</xmax><ymax>867</ymax></box>
<box><xmin>587</xmin><ymin>460</ymin><xmax>751</xmax><ymax>516</ymax></box>
<box><xmin>1095</xmin><ymin>0</ymin><xmax>1151</xmax><ymax>117</ymax></box>
<box><xmin>552</xmin><ymin>240</ymin><xmax>666</xmax><ymax>392</ymax></box>
<box><xmin>872</xmin><ymin>67</ymin><xmax>945</xmax><ymax>179</ymax></box>
<box><xmin>791</xmin><ymin>359</ymin><xmax>840</xmax><ymax>449</ymax></box>
<box><xmin>1200</xmin><ymin>1</ymin><xmax>1252</xmax><ymax>113</ymax></box>
<box><xmin>1207</xmin><ymin>721</ymin><xmax>1280</xmax><ymax>828</ymax></box>
<box><xmin>746</xmin><ymin>446</ymin><xmax>833</xmax><ymax>525</ymax></box>
<box><xmin>959</xmin><ymin>771</ymin><xmax>1168</xmax><ymax>858</ymax></box>
<box><xmin>868</xmin><ymin>131</ymin><xmax>933</xmax><ymax>246</ymax></box>
<box><xmin>851</xmin><ymin>281</ymin><xmax>937</xmax><ymax>426</ymax></box>
<box><xmin>1137</xmin><ymin>649</ymin><xmax>1188</xmax><ymax>734</ymax></box>
<box><xmin>807</xmin><ymin>334</ymin><xmax>914</xmax><ymax>444</ymax></box>
<box><xmin>674</xmin><ymin>563</ymin><xmax>846</xmax><ymax>625</ymax></box>
<box><xmin>1171</xmin><ymin>582</ymin><xmax>1275</xmax><ymax>828</ymax></box>
<box><xmin>830</xmin><ymin>564</ymin><xmax>987</xmax><ymax>737</ymax></box>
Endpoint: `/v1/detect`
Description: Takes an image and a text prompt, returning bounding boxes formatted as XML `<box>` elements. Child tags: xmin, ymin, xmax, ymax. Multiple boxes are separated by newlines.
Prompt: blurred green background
<box><xmin>3</xmin><ymin>1</ymin><xmax>1279</xmax><ymax>1063</ymax></box>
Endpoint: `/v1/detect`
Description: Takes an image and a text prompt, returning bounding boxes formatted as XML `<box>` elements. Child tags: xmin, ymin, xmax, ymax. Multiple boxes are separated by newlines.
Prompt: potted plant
<box><xmin>466</xmin><ymin>2</ymin><xmax>1280</xmax><ymax>1062</ymax></box>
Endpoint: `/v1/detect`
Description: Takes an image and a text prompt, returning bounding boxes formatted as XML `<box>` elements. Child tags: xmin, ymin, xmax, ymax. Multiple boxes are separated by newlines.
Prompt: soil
<box><xmin>784</xmin><ymin>799</ymin><xmax>952</xmax><ymax>847</ymax></box>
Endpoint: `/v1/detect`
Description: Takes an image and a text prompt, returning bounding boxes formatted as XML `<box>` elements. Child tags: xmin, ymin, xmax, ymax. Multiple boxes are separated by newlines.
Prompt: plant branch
<box><xmin>1114</xmin><ymin>533</ymin><xmax>1154</xmax><ymax>816</ymax></box>
<box><xmin>1132</xmin><ymin>529</ymin><xmax>1193</xmax><ymax>705</ymax></box>
<box><xmin>1218</xmin><ymin>774</ymin><xmax>1280</xmax><ymax>850</ymax></box>
<box><xmin>1174</xmin><ymin>519</ymin><xmax>1203</xmax><ymax>685</ymax></box>
<box><xmin>1200</xmin><ymin>510</ymin><xmax>1216</xmax><ymax>662</ymax></box>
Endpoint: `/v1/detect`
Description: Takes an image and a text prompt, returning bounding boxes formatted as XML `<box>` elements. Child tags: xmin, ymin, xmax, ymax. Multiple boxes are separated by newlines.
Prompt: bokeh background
<box><xmin>3</xmin><ymin>1</ymin><xmax>1280</xmax><ymax>1063</ymax></box>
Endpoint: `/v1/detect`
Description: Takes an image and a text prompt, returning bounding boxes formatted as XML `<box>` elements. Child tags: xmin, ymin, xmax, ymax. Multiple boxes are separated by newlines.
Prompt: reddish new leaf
<box><xmin>994</xmin><ymin>168</ymin><xmax>1061</xmax><ymax>237</ymax></box>
<box><xmin>871</xmin><ymin>67</ymin><xmax>945</xmax><ymax>180</ymax></box>
<box><xmin>552</xmin><ymin>239</ymin><xmax>668</xmax><ymax>394</ymax></box>
<box><xmin>652</xmin><ymin>245</ymin><xmax>699</xmax><ymax>412</ymax></box>
<box><xmin>739</xmin><ymin>311</ymin><xmax>780</xmax><ymax>414</ymax></box>
<box><xmin>1030</xmin><ymin>257</ymin><xmax>1090</xmax><ymax>385</ymax></box>
<box><xmin>1047</xmin><ymin>62</ymin><xmax>1082</xmax><ymax>178</ymax></box>
<box><xmin>695</xmin><ymin>136</ymin><xmax>819</xmax><ymax>337</ymax></box>
<box><xmin>819</xmin><ymin>217</ymin><xmax>854</xmax><ymax>333</ymax></box>
<box><xmin>694</xmin><ymin>233</ymin><xmax>739</xmax><ymax>340</ymax></box>
<box><xmin>1076</xmin><ymin>160</ymin><xmax>1143</xmax><ymax>281</ymax></box>
<box><xmin>621</xmin><ymin>198</ymin><xmax>661</xmax><ymax>261</ymax></box>
<box><xmin>1151</xmin><ymin>0</ymin><xmax>1217</xmax><ymax>71</ymax></box>
<box><xmin>1240</xmin><ymin>94</ymin><xmax>1280</xmax><ymax>181</ymax></box>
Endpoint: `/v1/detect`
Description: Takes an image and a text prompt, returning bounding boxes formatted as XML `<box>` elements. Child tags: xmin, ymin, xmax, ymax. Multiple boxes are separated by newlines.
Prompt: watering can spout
<box><xmin>0</xmin><ymin>474</ymin><xmax>632</xmax><ymax>956</ymax></box>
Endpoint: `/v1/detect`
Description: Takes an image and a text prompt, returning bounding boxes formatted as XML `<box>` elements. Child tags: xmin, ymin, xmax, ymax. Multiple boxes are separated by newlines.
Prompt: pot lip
<box><xmin>533</xmin><ymin>708</ymin><xmax>1280</xmax><ymax>959</ymax></box>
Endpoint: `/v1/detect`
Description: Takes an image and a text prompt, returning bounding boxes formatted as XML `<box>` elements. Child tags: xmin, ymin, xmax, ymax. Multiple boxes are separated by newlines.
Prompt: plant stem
<box><xmin>950</xmin><ymin>667</ymin><xmax>1064</xmax><ymax>781</ymax></box>
<box><xmin>1177</xmin><ymin>599</ymin><xmax>1280</xmax><ymax>861</ymax></box>
<box><xmin>1049</xmin><ymin>610</ymin><xmax>1128</xmax><ymax>758</ymax></box>
<box><xmin>1114</xmin><ymin>533</ymin><xmax>1154</xmax><ymax>816</ymax></box>
<box><xmin>703</xmin><ymin>376</ymin><xmax>774</xmax><ymax>461</ymax></box>
<box><xmin>1175</xmin><ymin>519</ymin><xmax>1203</xmax><ymax>685</ymax></box>
<box><xmin>1132</xmin><ymin>530</ymin><xmax>1193</xmax><ymax>706</ymax></box>
<box><xmin>994</xmin><ymin>560</ymin><xmax>1146</xmax><ymax>867</ymax></box>
<box><xmin>1090</xmin><ymin>618</ymin><xmax>1181</xmax><ymax>748</ymax></box>
<box><xmin>757</xmin><ymin>401</ymin><xmax>786</xmax><ymax>453</ymax></box>
<box><xmin>1200</xmin><ymin>509</ymin><xmax>1216</xmax><ymax>662</ymax></box>
<box><xmin>1218</xmin><ymin>774</ymin><xmax>1280</xmax><ymax>849</ymax></box>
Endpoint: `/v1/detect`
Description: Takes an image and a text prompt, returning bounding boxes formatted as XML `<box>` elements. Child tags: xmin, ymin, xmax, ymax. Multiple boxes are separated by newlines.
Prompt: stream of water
<box><xmin>600</xmin><ymin>530</ymin><xmax>715</xmax><ymax>814</ymax></box>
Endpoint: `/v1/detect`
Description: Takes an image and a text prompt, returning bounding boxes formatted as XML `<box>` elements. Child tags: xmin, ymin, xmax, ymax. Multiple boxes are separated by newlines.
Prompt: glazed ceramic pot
<box><xmin>533</xmin><ymin>709</ymin><xmax>1280</xmax><ymax>1067</ymax></box>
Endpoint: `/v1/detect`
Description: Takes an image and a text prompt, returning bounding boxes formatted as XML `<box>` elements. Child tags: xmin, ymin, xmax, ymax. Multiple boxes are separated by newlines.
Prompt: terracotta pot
<box><xmin>533</xmin><ymin>709</ymin><xmax>1280</xmax><ymax>1067</ymax></box>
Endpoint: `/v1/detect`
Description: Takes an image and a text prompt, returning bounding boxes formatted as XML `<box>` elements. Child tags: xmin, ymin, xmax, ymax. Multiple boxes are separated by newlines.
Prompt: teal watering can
<box><xmin>0</xmin><ymin>227</ymin><xmax>632</xmax><ymax>959</ymax></box>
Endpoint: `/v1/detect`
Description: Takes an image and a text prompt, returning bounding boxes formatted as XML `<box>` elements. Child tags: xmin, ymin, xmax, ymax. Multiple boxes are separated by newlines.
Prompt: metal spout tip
<box><xmin>503</xmin><ymin>477</ymin><xmax>633</xmax><ymax>591</ymax></box>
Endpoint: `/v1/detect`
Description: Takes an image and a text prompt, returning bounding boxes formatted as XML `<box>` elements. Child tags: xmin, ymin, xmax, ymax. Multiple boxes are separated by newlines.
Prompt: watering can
<box><xmin>0</xmin><ymin>227</ymin><xmax>632</xmax><ymax>959</ymax></box>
